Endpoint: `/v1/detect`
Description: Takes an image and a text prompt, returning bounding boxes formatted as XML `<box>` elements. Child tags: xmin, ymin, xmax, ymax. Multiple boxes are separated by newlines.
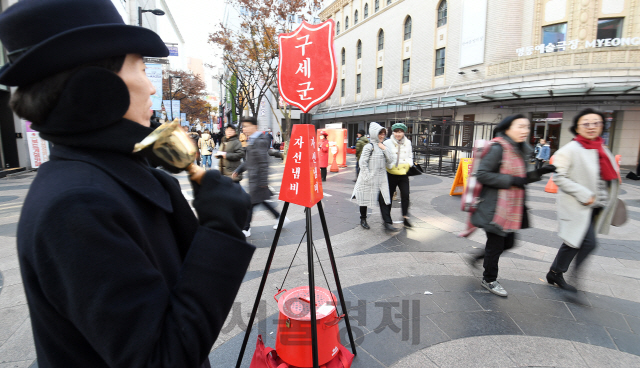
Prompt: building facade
<box><xmin>314</xmin><ymin>0</ymin><xmax>640</xmax><ymax>168</ymax></box>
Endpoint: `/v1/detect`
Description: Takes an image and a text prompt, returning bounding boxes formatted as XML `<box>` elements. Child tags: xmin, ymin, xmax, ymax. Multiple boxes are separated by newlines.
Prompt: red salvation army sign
<box><xmin>278</xmin><ymin>20</ymin><xmax>337</xmax><ymax>113</ymax></box>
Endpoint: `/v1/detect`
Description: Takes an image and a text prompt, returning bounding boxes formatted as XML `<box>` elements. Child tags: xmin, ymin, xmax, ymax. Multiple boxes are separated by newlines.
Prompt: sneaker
<box><xmin>273</xmin><ymin>217</ymin><xmax>291</xmax><ymax>230</ymax></box>
<box><xmin>242</xmin><ymin>229</ymin><xmax>251</xmax><ymax>238</ymax></box>
<box><xmin>482</xmin><ymin>280</ymin><xmax>507</xmax><ymax>297</ymax></box>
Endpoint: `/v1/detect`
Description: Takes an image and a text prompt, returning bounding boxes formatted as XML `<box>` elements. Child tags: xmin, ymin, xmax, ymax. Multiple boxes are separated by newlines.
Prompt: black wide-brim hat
<box><xmin>0</xmin><ymin>0</ymin><xmax>169</xmax><ymax>86</ymax></box>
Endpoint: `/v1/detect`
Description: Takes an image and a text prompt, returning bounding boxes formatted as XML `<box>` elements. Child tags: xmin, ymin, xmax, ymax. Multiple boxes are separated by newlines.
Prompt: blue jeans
<box><xmin>201</xmin><ymin>155</ymin><xmax>212</xmax><ymax>169</ymax></box>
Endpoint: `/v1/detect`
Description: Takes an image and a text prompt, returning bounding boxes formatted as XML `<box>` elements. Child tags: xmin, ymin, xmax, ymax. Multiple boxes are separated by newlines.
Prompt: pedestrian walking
<box><xmin>352</xmin><ymin>122</ymin><xmax>397</xmax><ymax>231</ymax></box>
<box><xmin>233</xmin><ymin>117</ymin><xmax>290</xmax><ymax>237</ymax></box>
<box><xmin>354</xmin><ymin>129</ymin><xmax>368</xmax><ymax>181</ymax></box>
<box><xmin>218</xmin><ymin>124</ymin><xmax>244</xmax><ymax>182</ymax></box>
<box><xmin>1</xmin><ymin>1</ymin><xmax>254</xmax><ymax>367</ymax></box>
<box><xmin>383</xmin><ymin>123</ymin><xmax>414</xmax><ymax>227</ymax></box>
<box><xmin>275</xmin><ymin>131</ymin><xmax>282</xmax><ymax>150</ymax></box>
<box><xmin>266</xmin><ymin>129</ymin><xmax>274</xmax><ymax>149</ymax></box>
<box><xmin>471</xmin><ymin>115</ymin><xmax>554</xmax><ymax>297</ymax></box>
<box><xmin>535</xmin><ymin>138</ymin><xmax>551</xmax><ymax>170</ymax></box>
<box><xmin>546</xmin><ymin>108</ymin><xmax>620</xmax><ymax>292</ymax></box>
<box><xmin>239</xmin><ymin>131</ymin><xmax>248</xmax><ymax>147</ymax></box>
<box><xmin>198</xmin><ymin>129</ymin><xmax>214</xmax><ymax>170</ymax></box>
<box><xmin>318</xmin><ymin>130</ymin><xmax>330</xmax><ymax>181</ymax></box>
<box><xmin>188</xmin><ymin>127</ymin><xmax>201</xmax><ymax>166</ymax></box>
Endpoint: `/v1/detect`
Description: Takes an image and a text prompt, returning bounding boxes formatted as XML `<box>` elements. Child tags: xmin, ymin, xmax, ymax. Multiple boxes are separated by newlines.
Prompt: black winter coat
<box><xmin>219</xmin><ymin>135</ymin><xmax>244</xmax><ymax>181</ymax></box>
<box><xmin>236</xmin><ymin>133</ymin><xmax>272</xmax><ymax>204</ymax></box>
<box><xmin>471</xmin><ymin>133</ymin><xmax>542</xmax><ymax>236</ymax></box>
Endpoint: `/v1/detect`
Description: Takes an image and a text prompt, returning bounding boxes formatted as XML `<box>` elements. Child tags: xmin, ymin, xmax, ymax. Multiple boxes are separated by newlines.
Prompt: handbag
<box><xmin>249</xmin><ymin>335</ymin><xmax>354</xmax><ymax>368</ymax></box>
<box><xmin>611</xmin><ymin>198</ymin><xmax>627</xmax><ymax>227</ymax></box>
<box><xmin>407</xmin><ymin>163</ymin><xmax>423</xmax><ymax>176</ymax></box>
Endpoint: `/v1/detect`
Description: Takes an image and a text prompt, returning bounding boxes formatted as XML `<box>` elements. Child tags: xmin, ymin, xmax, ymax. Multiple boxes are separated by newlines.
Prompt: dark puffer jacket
<box><xmin>471</xmin><ymin>133</ymin><xmax>542</xmax><ymax>236</ymax></box>
<box><xmin>219</xmin><ymin>134</ymin><xmax>244</xmax><ymax>181</ymax></box>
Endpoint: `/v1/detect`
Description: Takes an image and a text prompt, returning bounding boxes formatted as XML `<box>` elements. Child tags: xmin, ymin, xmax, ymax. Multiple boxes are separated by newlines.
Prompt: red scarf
<box><xmin>491</xmin><ymin>137</ymin><xmax>525</xmax><ymax>232</ymax></box>
<box><xmin>574</xmin><ymin>135</ymin><xmax>617</xmax><ymax>181</ymax></box>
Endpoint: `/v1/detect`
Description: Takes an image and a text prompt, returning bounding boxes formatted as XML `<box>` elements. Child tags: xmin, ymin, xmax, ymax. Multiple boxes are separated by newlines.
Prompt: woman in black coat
<box><xmin>471</xmin><ymin>115</ymin><xmax>554</xmax><ymax>297</ymax></box>
<box><xmin>1</xmin><ymin>1</ymin><xmax>254</xmax><ymax>367</ymax></box>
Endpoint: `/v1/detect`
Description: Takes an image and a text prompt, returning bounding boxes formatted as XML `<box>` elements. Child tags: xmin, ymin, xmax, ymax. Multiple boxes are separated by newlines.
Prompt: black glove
<box><xmin>511</xmin><ymin>176</ymin><xmax>527</xmax><ymax>188</ymax></box>
<box><xmin>537</xmin><ymin>164</ymin><xmax>556</xmax><ymax>176</ymax></box>
<box><xmin>191</xmin><ymin>170</ymin><xmax>251</xmax><ymax>240</ymax></box>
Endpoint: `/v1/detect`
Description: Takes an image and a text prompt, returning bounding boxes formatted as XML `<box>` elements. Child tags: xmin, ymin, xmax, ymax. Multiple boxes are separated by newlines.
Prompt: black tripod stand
<box><xmin>235</xmin><ymin>201</ymin><xmax>357</xmax><ymax>368</ymax></box>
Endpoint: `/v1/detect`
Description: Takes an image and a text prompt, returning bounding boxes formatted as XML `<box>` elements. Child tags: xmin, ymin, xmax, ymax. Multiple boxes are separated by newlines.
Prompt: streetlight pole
<box><xmin>138</xmin><ymin>7</ymin><xmax>165</xmax><ymax>27</ymax></box>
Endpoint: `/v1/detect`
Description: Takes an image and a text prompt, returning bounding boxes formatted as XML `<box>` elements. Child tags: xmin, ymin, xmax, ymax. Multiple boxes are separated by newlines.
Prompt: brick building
<box><xmin>313</xmin><ymin>0</ymin><xmax>640</xmax><ymax>168</ymax></box>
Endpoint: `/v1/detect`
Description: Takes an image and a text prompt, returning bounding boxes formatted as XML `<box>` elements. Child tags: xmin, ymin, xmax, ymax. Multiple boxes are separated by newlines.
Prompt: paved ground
<box><xmin>0</xmin><ymin>154</ymin><xmax>639</xmax><ymax>367</ymax></box>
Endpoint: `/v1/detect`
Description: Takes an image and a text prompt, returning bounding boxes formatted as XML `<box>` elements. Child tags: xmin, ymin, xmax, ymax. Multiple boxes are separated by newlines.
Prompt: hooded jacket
<box><xmin>351</xmin><ymin>122</ymin><xmax>394</xmax><ymax>207</ymax></box>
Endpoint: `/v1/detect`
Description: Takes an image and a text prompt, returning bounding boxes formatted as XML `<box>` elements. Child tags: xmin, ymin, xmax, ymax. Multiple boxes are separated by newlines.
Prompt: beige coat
<box><xmin>198</xmin><ymin>134</ymin><xmax>213</xmax><ymax>156</ymax></box>
<box><xmin>553</xmin><ymin>140</ymin><xmax>619</xmax><ymax>248</ymax></box>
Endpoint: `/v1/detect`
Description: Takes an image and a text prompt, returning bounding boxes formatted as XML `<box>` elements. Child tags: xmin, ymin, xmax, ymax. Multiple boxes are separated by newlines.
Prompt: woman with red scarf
<box><xmin>547</xmin><ymin>108</ymin><xmax>620</xmax><ymax>292</ymax></box>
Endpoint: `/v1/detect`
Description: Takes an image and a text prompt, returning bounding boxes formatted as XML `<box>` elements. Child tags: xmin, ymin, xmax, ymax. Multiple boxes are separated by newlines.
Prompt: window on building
<box><xmin>377</xmin><ymin>67</ymin><xmax>383</xmax><ymax>89</ymax></box>
<box><xmin>341</xmin><ymin>48</ymin><xmax>345</xmax><ymax>65</ymax></box>
<box><xmin>357</xmin><ymin>40</ymin><xmax>362</xmax><ymax>59</ymax></box>
<box><xmin>437</xmin><ymin>0</ymin><xmax>447</xmax><ymax>27</ymax></box>
<box><xmin>387</xmin><ymin>0</ymin><xmax>392</xmax><ymax>5</ymax></box>
<box><xmin>404</xmin><ymin>16</ymin><xmax>412</xmax><ymax>40</ymax></box>
<box><xmin>364</xmin><ymin>3</ymin><xmax>369</xmax><ymax>18</ymax></box>
<box><xmin>597</xmin><ymin>18</ymin><xmax>624</xmax><ymax>39</ymax></box>
<box><xmin>355</xmin><ymin>10</ymin><xmax>359</xmax><ymax>24</ymax></box>
<box><xmin>541</xmin><ymin>23</ymin><xmax>567</xmax><ymax>46</ymax></box>
<box><xmin>435</xmin><ymin>48</ymin><xmax>445</xmax><ymax>76</ymax></box>
<box><xmin>337</xmin><ymin>21</ymin><xmax>340</xmax><ymax>35</ymax></box>
<box><xmin>375</xmin><ymin>0</ymin><xmax>379</xmax><ymax>13</ymax></box>
<box><xmin>378</xmin><ymin>29</ymin><xmax>384</xmax><ymax>50</ymax></box>
<box><xmin>341</xmin><ymin>78</ymin><xmax>345</xmax><ymax>97</ymax></box>
<box><xmin>357</xmin><ymin>74</ymin><xmax>361</xmax><ymax>94</ymax></box>
<box><xmin>402</xmin><ymin>58</ymin><xmax>410</xmax><ymax>83</ymax></box>
<box><xmin>345</xmin><ymin>16</ymin><xmax>349</xmax><ymax>30</ymax></box>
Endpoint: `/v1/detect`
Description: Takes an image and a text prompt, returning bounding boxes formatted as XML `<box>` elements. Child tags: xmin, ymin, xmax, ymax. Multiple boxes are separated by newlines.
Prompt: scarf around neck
<box><xmin>574</xmin><ymin>135</ymin><xmax>617</xmax><ymax>181</ymax></box>
<box><xmin>491</xmin><ymin>136</ymin><xmax>526</xmax><ymax>232</ymax></box>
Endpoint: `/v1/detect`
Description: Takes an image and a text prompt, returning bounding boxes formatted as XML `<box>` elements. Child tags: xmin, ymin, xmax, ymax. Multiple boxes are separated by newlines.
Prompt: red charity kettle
<box><xmin>274</xmin><ymin>286</ymin><xmax>344</xmax><ymax>367</ymax></box>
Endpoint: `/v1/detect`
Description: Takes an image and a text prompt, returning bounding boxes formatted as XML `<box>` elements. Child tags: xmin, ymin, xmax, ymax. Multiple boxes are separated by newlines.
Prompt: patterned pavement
<box><xmin>0</xmin><ymin>154</ymin><xmax>639</xmax><ymax>367</ymax></box>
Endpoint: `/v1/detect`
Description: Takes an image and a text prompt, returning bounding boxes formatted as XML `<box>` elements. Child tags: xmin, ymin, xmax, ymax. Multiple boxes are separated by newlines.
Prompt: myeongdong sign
<box><xmin>516</xmin><ymin>37</ymin><xmax>640</xmax><ymax>56</ymax></box>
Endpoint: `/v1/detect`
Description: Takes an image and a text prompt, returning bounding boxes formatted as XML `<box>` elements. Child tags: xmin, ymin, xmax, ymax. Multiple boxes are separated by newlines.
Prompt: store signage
<box><xmin>517</xmin><ymin>37</ymin><xmax>640</xmax><ymax>56</ymax></box>
<box><xmin>166</xmin><ymin>43</ymin><xmax>179</xmax><ymax>57</ymax></box>
<box><xmin>145</xmin><ymin>63</ymin><xmax>163</xmax><ymax>111</ymax></box>
<box><xmin>25</xmin><ymin>121</ymin><xmax>50</xmax><ymax>169</ymax></box>
<box><xmin>278</xmin><ymin>20</ymin><xmax>337</xmax><ymax>113</ymax></box>
<box><xmin>459</xmin><ymin>0</ymin><xmax>487</xmax><ymax>68</ymax></box>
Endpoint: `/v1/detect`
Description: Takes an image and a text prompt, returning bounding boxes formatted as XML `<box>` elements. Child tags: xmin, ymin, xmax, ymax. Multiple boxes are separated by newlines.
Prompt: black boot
<box><xmin>403</xmin><ymin>217</ymin><xmax>413</xmax><ymax>228</ymax></box>
<box><xmin>546</xmin><ymin>270</ymin><xmax>577</xmax><ymax>292</ymax></box>
<box><xmin>360</xmin><ymin>218</ymin><xmax>370</xmax><ymax>229</ymax></box>
<box><xmin>383</xmin><ymin>222</ymin><xmax>398</xmax><ymax>232</ymax></box>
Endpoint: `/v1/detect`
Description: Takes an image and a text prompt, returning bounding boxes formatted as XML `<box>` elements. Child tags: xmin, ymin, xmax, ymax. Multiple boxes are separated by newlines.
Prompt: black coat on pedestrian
<box><xmin>16</xmin><ymin>69</ymin><xmax>255</xmax><ymax>368</ymax></box>
<box><xmin>219</xmin><ymin>134</ymin><xmax>244</xmax><ymax>181</ymax></box>
<box><xmin>236</xmin><ymin>133</ymin><xmax>272</xmax><ymax>204</ymax></box>
<box><xmin>471</xmin><ymin>133</ymin><xmax>542</xmax><ymax>236</ymax></box>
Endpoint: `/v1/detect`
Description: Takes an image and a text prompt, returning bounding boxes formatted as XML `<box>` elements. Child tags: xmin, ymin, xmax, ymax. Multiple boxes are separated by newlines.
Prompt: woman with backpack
<box><xmin>471</xmin><ymin>115</ymin><xmax>555</xmax><ymax>297</ymax></box>
<box><xmin>198</xmin><ymin>129</ymin><xmax>214</xmax><ymax>170</ymax></box>
<box><xmin>352</xmin><ymin>122</ymin><xmax>397</xmax><ymax>231</ymax></box>
<box><xmin>545</xmin><ymin>108</ymin><xmax>620</xmax><ymax>292</ymax></box>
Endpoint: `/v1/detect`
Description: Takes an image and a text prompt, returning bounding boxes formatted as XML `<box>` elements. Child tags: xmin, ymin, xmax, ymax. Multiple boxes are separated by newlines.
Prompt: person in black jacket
<box><xmin>470</xmin><ymin>115</ymin><xmax>554</xmax><ymax>297</ymax></box>
<box><xmin>1</xmin><ymin>1</ymin><xmax>254</xmax><ymax>367</ymax></box>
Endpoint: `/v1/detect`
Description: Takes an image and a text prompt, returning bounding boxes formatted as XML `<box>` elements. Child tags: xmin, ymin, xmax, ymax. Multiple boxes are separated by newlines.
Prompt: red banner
<box><xmin>279</xmin><ymin>125</ymin><xmax>323</xmax><ymax>208</ymax></box>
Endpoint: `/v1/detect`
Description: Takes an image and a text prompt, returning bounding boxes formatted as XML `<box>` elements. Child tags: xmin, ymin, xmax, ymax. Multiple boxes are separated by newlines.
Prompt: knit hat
<box><xmin>391</xmin><ymin>123</ymin><xmax>407</xmax><ymax>132</ymax></box>
<box><xmin>570</xmin><ymin>108</ymin><xmax>606</xmax><ymax>135</ymax></box>
<box><xmin>493</xmin><ymin>114</ymin><xmax>526</xmax><ymax>137</ymax></box>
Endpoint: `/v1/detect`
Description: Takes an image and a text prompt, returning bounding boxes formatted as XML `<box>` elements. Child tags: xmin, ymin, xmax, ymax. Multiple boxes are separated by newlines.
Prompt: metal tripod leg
<box><xmin>306</xmin><ymin>207</ymin><xmax>320</xmax><ymax>368</ymax></box>
<box><xmin>317</xmin><ymin>201</ymin><xmax>358</xmax><ymax>355</ymax></box>
<box><xmin>235</xmin><ymin>202</ymin><xmax>290</xmax><ymax>368</ymax></box>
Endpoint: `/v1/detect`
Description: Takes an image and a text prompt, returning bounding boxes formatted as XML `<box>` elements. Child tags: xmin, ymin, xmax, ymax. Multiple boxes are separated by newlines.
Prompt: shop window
<box><xmin>530</xmin><ymin>112</ymin><xmax>563</xmax><ymax>153</ymax></box>
<box><xmin>602</xmin><ymin>111</ymin><xmax>617</xmax><ymax>149</ymax></box>
<box><xmin>402</xmin><ymin>58</ymin><xmax>410</xmax><ymax>83</ymax></box>
<box><xmin>378</xmin><ymin>29</ymin><xmax>384</xmax><ymax>50</ymax></box>
<box><xmin>345</xmin><ymin>16</ymin><xmax>349</xmax><ymax>30</ymax></box>
<box><xmin>341</xmin><ymin>78</ymin><xmax>345</xmax><ymax>97</ymax></box>
<box><xmin>597</xmin><ymin>18</ymin><xmax>624</xmax><ymax>39</ymax></box>
<box><xmin>375</xmin><ymin>0</ymin><xmax>379</xmax><ymax>13</ymax></box>
<box><xmin>357</xmin><ymin>74</ymin><xmax>361</xmax><ymax>94</ymax></box>
<box><xmin>364</xmin><ymin>4</ymin><xmax>369</xmax><ymax>19</ymax></box>
<box><xmin>541</xmin><ymin>23</ymin><xmax>567</xmax><ymax>47</ymax></box>
<box><xmin>404</xmin><ymin>16</ymin><xmax>412</xmax><ymax>40</ymax></box>
<box><xmin>437</xmin><ymin>0</ymin><xmax>447</xmax><ymax>27</ymax></box>
<box><xmin>435</xmin><ymin>48</ymin><xmax>445</xmax><ymax>76</ymax></box>
<box><xmin>337</xmin><ymin>21</ymin><xmax>340</xmax><ymax>35</ymax></box>
<box><xmin>341</xmin><ymin>48</ymin><xmax>345</xmax><ymax>65</ymax></box>
<box><xmin>377</xmin><ymin>67</ymin><xmax>383</xmax><ymax>89</ymax></box>
<box><xmin>354</xmin><ymin>10</ymin><xmax>359</xmax><ymax>25</ymax></box>
<box><xmin>357</xmin><ymin>40</ymin><xmax>362</xmax><ymax>59</ymax></box>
